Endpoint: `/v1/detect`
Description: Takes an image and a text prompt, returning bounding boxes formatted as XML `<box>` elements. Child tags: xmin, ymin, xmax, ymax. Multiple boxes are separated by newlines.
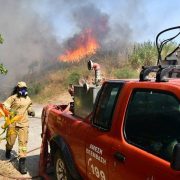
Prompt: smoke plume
<box><xmin>0</xmin><ymin>0</ymin><xmax>146</xmax><ymax>98</ymax></box>
<box><xmin>0</xmin><ymin>0</ymin><xmax>62</xmax><ymax>98</ymax></box>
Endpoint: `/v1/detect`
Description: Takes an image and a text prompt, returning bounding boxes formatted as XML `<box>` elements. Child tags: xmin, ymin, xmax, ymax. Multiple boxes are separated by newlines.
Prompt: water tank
<box><xmin>74</xmin><ymin>85</ymin><xmax>101</xmax><ymax>118</ymax></box>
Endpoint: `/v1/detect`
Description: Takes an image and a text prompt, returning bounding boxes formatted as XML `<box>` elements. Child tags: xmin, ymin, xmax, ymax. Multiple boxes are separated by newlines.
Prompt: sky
<box><xmin>33</xmin><ymin>0</ymin><xmax>180</xmax><ymax>42</ymax></box>
<box><xmin>0</xmin><ymin>0</ymin><xmax>180</xmax><ymax>95</ymax></box>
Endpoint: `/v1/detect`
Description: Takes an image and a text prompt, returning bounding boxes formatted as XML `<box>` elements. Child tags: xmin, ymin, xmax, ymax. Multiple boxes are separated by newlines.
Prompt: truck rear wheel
<box><xmin>54</xmin><ymin>150</ymin><xmax>72</xmax><ymax>180</ymax></box>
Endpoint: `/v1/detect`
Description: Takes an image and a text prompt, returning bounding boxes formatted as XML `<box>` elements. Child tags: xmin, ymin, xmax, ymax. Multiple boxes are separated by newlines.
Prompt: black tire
<box><xmin>53</xmin><ymin>150</ymin><xmax>72</xmax><ymax>180</ymax></box>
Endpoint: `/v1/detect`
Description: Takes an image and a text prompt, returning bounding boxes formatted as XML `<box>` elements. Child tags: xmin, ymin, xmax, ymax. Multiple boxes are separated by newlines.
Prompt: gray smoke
<box><xmin>59</xmin><ymin>0</ymin><xmax>146</xmax><ymax>53</ymax></box>
<box><xmin>73</xmin><ymin>3</ymin><xmax>110</xmax><ymax>40</ymax></box>
<box><xmin>0</xmin><ymin>0</ymin><xmax>62</xmax><ymax>98</ymax></box>
<box><xmin>0</xmin><ymin>0</ymin><xmax>146</xmax><ymax>98</ymax></box>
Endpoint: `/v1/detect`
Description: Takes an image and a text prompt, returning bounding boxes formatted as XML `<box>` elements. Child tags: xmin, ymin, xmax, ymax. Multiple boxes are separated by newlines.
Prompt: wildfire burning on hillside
<box><xmin>58</xmin><ymin>29</ymin><xmax>100</xmax><ymax>62</ymax></box>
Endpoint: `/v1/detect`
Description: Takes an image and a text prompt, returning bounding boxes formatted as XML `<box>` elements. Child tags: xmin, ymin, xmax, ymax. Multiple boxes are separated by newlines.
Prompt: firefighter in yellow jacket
<box><xmin>3</xmin><ymin>81</ymin><xmax>35</xmax><ymax>174</ymax></box>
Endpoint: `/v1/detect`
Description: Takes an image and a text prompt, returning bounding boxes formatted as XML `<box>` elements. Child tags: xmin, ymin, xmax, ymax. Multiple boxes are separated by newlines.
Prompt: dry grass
<box><xmin>31</xmin><ymin>60</ymin><xmax>138</xmax><ymax>104</ymax></box>
<box><xmin>31</xmin><ymin>69</ymin><xmax>73</xmax><ymax>104</ymax></box>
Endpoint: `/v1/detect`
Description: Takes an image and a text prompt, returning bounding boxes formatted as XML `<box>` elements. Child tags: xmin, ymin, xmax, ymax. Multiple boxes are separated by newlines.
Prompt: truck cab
<box><xmin>39</xmin><ymin>26</ymin><xmax>180</xmax><ymax>180</ymax></box>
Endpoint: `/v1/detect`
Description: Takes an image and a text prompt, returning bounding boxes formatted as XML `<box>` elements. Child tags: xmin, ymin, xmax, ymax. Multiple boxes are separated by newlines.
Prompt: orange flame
<box><xmin>58</xmin><ymin>29</ymin><xmax>100</xmax><ymax>62</ymax></box>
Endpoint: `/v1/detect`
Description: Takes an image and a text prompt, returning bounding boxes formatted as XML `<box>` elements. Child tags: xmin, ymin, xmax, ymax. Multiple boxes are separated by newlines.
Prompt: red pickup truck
<box><xmin>39</xmin><ymin>26</ymin><xmax>180</xmax><ymax>180</ymax></box>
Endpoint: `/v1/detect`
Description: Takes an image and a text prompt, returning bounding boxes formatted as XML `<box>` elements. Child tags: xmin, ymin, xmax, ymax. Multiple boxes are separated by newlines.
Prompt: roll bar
<box><xmin>156</xmin><ymin>26</ymin><xmax>180</xmax><ymax>65</ymax></box>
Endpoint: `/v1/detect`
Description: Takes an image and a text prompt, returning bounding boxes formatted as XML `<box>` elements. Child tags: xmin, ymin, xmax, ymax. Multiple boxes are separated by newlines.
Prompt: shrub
<box><xmin>129</xmin><ymin>41</ymin><xmax>157</xmax><ymax>69</ymax></box>
<box><xmin>67</xmin><ymin>72</ymin><xmax>81</xmax><ymax>85</ymax></box>
<box><xmin>113</xmin><ymin>67</ymin><xmax>138</xmax><ymax>79</ymax></box>
<box><xmin>28</xmin><ymin>83</ymin><xmax>43</xmax><ymax>96</ymax></box>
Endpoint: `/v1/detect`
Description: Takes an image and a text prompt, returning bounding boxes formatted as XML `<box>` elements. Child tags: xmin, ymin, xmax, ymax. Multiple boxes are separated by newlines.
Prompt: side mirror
<box><xmin>171</xmin><ymin>143</ymin><xmax>180</xmax><ymax>171</ymax></box>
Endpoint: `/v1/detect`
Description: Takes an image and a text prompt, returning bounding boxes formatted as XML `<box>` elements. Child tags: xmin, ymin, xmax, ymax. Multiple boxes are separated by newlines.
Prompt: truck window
<box><xmin>93</xmin><ymin>82</ymin><xmax>123</xmax><ymax>130</ymax></box>
<box><xmin>124</xmin><ymin>89</ymin><xmax>180</xmax><ymax>162</ymax></box>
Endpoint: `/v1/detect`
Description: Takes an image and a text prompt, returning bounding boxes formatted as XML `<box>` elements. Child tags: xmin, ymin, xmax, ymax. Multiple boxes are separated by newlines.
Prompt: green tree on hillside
<box><xmin>129</xmin><ymin>41</ymin><xmax>157</xmax><ymax>69</ymax></box>
<box><xmin>0</xmin><ymin>34</ymin><xmax>8</xmax><ymax>74</ymax></box>
<box><xmin>0</xmin><ymin>34</ymin><xmax>3</xmax><ymax>44</ymax></box>
<box><xmin>160</xmin><ymin>42</ymin><xmax>177</xmax><ymax>60</ymax></box>
<box><xmin>129</xmin><ymin>41</ymin><xmax>177</xmax><ymax>70</ymax></box>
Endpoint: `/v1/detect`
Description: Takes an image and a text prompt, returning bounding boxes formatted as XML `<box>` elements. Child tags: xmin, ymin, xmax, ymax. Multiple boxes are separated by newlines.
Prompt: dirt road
<box><xmin>0</xmin><ymin>104</ymin><xmax>44</xmax><ymax>179</ymax></box>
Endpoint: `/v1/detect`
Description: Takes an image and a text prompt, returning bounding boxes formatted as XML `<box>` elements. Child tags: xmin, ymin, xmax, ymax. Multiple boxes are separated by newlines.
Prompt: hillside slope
<box><xmin>29</xmin><ymin>61</ymin><xmax>138</xmax><ymax>104</ymax></box>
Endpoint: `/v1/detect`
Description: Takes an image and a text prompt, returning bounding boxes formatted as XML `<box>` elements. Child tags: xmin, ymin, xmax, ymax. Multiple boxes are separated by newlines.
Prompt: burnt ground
<box><xmin>0</xmin><ymin>104</ymin><xmax>48</xmax><ymax>180</ymax></box>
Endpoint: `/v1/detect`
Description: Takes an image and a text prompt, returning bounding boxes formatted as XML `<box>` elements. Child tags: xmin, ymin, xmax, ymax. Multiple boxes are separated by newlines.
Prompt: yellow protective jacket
<box><xmin>3</xmin><ymin>94</ymin><xmax>33</xmax><ymax>127</ymax></box>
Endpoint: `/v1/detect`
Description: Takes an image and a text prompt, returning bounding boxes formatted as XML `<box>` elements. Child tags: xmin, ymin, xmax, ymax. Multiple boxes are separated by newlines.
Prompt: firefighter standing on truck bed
<box><xmin>3</xmin><ymin>81</ymin><xmax>35</xmax><ymax>174</ymax></box>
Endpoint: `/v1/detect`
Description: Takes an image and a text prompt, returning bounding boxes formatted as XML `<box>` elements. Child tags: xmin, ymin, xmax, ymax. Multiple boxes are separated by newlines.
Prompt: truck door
<box><xmin>109</xmin><ymin>89</ymin><xmax>180</xmax><ymax>180</ymax></box>
<box><xmin>85</xmin><ymin>82</ymin><xmax>124</xmax><ymax>180</ymax></box>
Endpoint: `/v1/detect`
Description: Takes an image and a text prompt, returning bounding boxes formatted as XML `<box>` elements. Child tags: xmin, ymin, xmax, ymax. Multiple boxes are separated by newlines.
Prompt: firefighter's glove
<box><xmin>29</xmin><ymin>111</ymin><xmax>35</xmax><ymax>117</ymax></box>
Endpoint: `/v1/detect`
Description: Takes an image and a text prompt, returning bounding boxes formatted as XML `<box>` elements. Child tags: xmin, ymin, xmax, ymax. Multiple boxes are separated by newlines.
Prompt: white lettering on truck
<box><xmin>86</xmin><ymin>144</ymin><xmax>106</xmax><ymax>164</ymax></box>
